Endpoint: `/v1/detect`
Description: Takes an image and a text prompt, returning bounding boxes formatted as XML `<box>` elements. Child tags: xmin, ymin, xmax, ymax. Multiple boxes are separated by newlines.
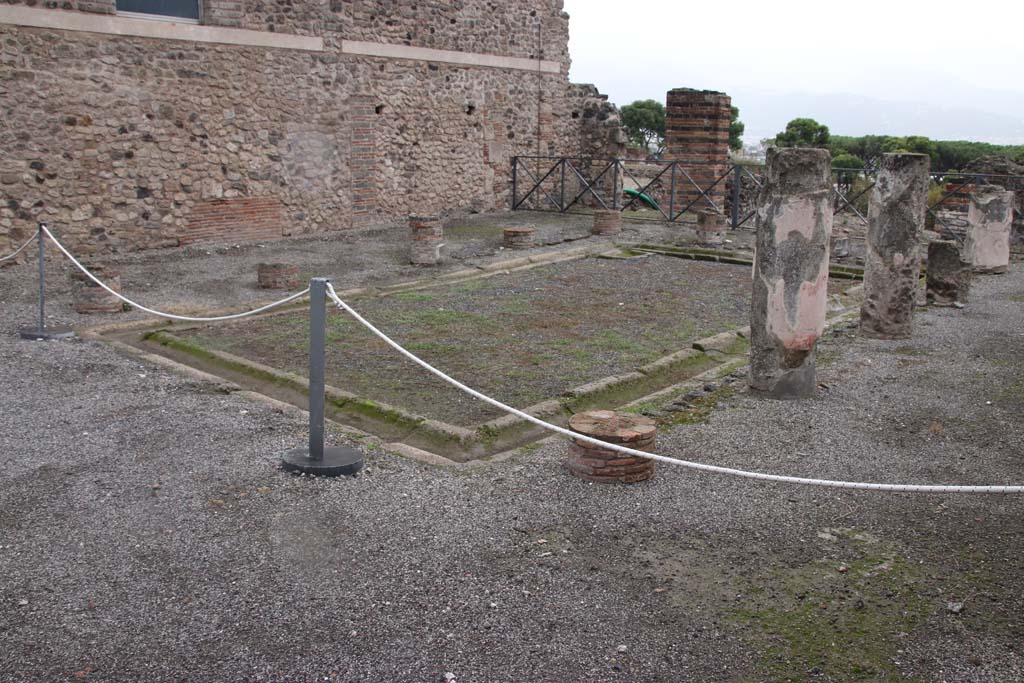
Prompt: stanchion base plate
<box><xmin>280</xmin><ymin>446</ymin><xmax>364</xmax><ymax>477</ymax></box>
<box><xmin>19</xmin><ymin>326</ymin><xmax>75</xmax><ymax>341</ymax></box>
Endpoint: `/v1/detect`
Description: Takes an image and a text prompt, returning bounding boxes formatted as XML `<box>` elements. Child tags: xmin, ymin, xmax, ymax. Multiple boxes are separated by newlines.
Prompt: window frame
<box><xmin>115</xmin><ymin>0</ymin><xmax>202</xmax><ymax>24</ymax></box>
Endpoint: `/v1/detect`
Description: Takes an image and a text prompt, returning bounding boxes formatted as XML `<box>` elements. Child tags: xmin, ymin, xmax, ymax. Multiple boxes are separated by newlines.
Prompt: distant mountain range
<box><xmin>732</xmin><ymin>90</ymin><xmax>1024</xmax><ymax>145</ymax></box>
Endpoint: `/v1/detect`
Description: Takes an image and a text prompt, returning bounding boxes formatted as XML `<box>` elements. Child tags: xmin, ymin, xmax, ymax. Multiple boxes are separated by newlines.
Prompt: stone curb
<box><xmin>691</xmin><ymin>331</ymin><xmax>740</xmax><ymax>353</ymax></box>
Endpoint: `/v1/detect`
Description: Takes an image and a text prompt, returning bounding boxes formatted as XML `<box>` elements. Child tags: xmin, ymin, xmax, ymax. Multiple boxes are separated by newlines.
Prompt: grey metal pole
<box><xmin>511</xmin><ymin>157</ymin><xmax>518</xmax><ymax>209</ymax></box>
<box><xmin>668</xmin><ymin>162</ymin><xmax>676</xmax><ymax>221</ymax></box>
<box><xmin>730</xmin><ymin>165</ymin><xmax>743</xmax><ymax>230</ymax></box>
<box><xmin>612</xmin><ymin>160</ymin><xmax>621</xmax><ymax>210</ymax></box>
<box><xmin>308</xmin><ymin>277</ymin><xmax>327</xmax><ymax>461</ymax></box>
<box><xmin>280</xmin><ymin>277</ymin><xmax>363</xmax><ymax>477</ymax></box>
<box><xmin>37</xmin><ymin>222</ymin><xmax>45</xmax><ymax>332</ymax></box>
<box><xmin>18</xmin><ymin>222</ymin><xmax>73</xmax><ymax>340</ymax></box>
<box><xmin>559</xmin><ymin>158</ymin><xmax>567</xmax><ymax>212</ymax></box>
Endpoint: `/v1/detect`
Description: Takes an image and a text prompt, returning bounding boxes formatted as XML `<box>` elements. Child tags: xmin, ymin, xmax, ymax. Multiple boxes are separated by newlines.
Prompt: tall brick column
<box><xmin>664</xmin><ymin>88</ymin><xmax>732</xmax><ymax>211</ymax></box>
<box><xmin>750</xmin><ymin>148</ymin><xmax>833</xmax><ymax>399</ymax></box>
<box><xmin>860</xmin><ymin>153</ymin><xmax>929</xmax><ymax>339</ymax></box>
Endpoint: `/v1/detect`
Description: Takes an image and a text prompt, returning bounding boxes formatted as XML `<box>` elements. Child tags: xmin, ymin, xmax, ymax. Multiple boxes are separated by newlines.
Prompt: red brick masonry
<box><xmin>566</xmin><ymin>410</ymin><xmax>656</xmax><ymax>484</ymax></box>
<box><xmin>183</xmin><ymin>197</ymin><xmax>285</xmax><ymax>245</ymax></box>
<box><xmin>503</xmin><ymin>226</ymin><xmax>536</xmax><ymax>249</ymax></box>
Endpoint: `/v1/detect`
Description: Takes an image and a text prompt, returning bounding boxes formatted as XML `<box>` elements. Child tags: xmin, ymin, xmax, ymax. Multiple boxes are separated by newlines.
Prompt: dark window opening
<box><xmin>116</xmin><ymin>0</ymin><xmax>200</xmax><ymax>21</ymax></box>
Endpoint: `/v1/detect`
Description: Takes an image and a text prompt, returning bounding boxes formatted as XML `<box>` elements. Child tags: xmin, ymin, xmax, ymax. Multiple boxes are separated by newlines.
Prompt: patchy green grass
<box><xmin>732</xmin><ymin>529</ymin><xmax>931</xmax><ymax>683</ymax></box>
<box><xmin>178</xmin><ymin>256</ymin><xmax>757</xmax><ymax>426</ymax></box>
<box><xmin>391</xmin><ymin>291</ymin><xmax>437</xmax><ymax>302</ymax></box>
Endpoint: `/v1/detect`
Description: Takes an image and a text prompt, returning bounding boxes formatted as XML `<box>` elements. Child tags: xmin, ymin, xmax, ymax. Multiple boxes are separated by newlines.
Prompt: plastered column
<box><xmin>859</xmin><ymin>153</ymin><xmax>929</xmax><ymax>339</ymax></box>
<box><xmin>750</xmin><ymin>148</ymin><xmax>832</xmax><ymax>399</ymax></box>
<box><xmin>964</xmin><ymin>187</ymin><xmax>1014</xmax><ymax>274</ymax></box>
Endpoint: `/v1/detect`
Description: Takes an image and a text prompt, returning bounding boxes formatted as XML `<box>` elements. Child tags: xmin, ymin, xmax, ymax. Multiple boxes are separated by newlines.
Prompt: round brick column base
<box><xmin>257</xmin><ymin>263</ymin><xmax>300</xmax><ymax>290</ymax></box>
<box><xmin>695</xmin><ymin>210</ymin><xmax>726</xmax><ymax>245</ymax></box>
<box><xmin>71</xmin><ymin>266</ymin><xmax>122</xmax><ymax>314</ymax></box>
<box><xmin>566</xmin><ymin>410</ymin><xmax>656</xmax><ymax>484</ymax></box>
<box><xmin>409</xmin><ymin>214</ymin><xmax>444</xmax><ymax>266</ymax></box>
<box><xmin>592</xmin><ymin>209</ymin><xmax>623</xmax><ymax>236</ymax></box>
<box><xmin>503</xmin><ymin>226</ymin><xmax>536</xmax><ymax>249</ymax></box>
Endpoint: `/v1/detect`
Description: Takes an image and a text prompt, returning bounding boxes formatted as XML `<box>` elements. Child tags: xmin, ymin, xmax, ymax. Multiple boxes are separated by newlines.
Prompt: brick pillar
<box><xmin>750</xmin><ymin>148</ymin><xmax>833</xmax><ymax>400</ymax></box>
<box><xmin>664</xmin><ymin>88</ymin><xmax>732</xmax><ymax>212</ymax></box>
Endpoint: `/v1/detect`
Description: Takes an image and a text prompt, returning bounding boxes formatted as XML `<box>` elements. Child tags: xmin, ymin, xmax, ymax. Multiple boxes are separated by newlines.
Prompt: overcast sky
<box><xmin>562</xmin><ymin>0</ymin><xmax>1024</xmax><ymax>144</ymax></box>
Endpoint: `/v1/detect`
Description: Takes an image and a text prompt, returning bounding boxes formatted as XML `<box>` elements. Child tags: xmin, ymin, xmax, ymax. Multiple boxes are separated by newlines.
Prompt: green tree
<box><xmin>620</xmin><ymin>99</ymin><xmax>666</xmax><ymax>154</ymax></box>
<box><xmin>831</xmin><ymin>153</ymin><xmax>866</xmax><ymax>187</ymax></box>
<box><xmin>831</xmin><ymin>153</ymin><xmax>865</xmax><ymax>170</ymax></box>
<box><xmin>775</xmin><ymin>118</ymin><xmax>830</xmax><ymax>148</ymax></box>
<box><xmin>729</xmin><ymin>106</ymin><xmax>745</xmax><ymax>152</ymax></box>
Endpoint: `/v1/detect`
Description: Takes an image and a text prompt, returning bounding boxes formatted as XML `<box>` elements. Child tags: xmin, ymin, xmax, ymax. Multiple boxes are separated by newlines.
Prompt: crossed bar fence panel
<box><xmin>512</xmin><ymin>157</ymin><xmax>1022</xmax><ymax>240</ymax></box>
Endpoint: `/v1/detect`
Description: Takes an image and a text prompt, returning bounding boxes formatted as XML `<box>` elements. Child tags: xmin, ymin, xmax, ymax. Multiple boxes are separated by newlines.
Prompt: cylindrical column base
<box><xmin>503</xmin><ymin>226</ymin><xmax>536</xmax><ymax>249</ymax></box>
<box><xmin>71</xmin><ymin>266</ymin><xmax>123</xmax><ymax>314</ymax></box>
<box><xmin>565</xmin><ymin>410</ymin><xmax>656</xmax><ymax>484</ymax></box>
<box><xmin>695</xmin><ymin>210</ymin><xmax>726</xmax><ymax>245</ymax></box>
<box><xmin>410</xmin><ymin>215</ymin><xmax>444</xmax><ymax>266</ymax></box>
<box><xmin>591</xmin><ymin>209</ymin><xmax>622</xmax><ymax>236</ymax></box>
<box><xmin>258</xmin><ymin>263</ymin><xmax>300</xmax><ymax>290</ymax></box>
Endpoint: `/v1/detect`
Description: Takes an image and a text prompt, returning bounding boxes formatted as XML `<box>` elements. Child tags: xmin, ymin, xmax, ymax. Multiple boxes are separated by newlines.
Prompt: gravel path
<box><xmin>1</xmin><ymin>220</ymin><xmax>1021</xmax><ymax>682</ymax></box>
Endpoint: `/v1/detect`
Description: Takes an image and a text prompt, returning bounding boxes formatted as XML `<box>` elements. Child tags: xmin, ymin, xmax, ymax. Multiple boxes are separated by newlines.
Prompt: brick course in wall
<box><xmin>183</xmin><ymin>197</ymin><xmax>285</xmax><ymax>244</ymax></box>
<box><xmin>0</xmin><ymin>1</ymin><xmax>624</xmax><ymax>253</ymax></box>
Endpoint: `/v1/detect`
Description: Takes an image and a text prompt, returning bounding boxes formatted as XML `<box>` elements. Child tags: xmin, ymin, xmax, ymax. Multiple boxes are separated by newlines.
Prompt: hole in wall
<box><xmin>465</xmin><ymin>104</ymin><xmax>476</xmax><ymax>115</ymax></box>
<box><xmin>375</xmin><ymin>105</ymin><xmax>385</xmax><ymax>115</ymax></box>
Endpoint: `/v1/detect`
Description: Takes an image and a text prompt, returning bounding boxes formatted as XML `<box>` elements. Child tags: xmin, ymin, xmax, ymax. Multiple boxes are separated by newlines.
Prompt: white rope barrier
<box><xmin>326</xmin><ymin>282</ymin><xmax>1024</xmax><ymax>494</ymax></box>
<box><xmin>0</xmin><ymin>233</ymin><xmax>37</xmax><ymax>263</ymax></box>
<box><xmin>43</xmin><ymin>226</ymin><xmax>309</xmax><ymax>322</ymax></box>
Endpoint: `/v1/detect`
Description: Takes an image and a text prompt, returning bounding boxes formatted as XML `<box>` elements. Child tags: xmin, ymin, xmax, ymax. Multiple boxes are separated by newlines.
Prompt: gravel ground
<box><xmin>1</xmin><ymin>219</ymin><xmax>1022</xmax><ymax>682</ymax></box>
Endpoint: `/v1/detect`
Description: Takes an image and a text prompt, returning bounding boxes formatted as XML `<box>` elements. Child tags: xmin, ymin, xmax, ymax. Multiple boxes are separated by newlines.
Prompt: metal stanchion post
<box><xmin>280</xmin><ymin>278</ymin><xmax>363</xmax><ymax>477</ymax></box>
<box><xmin>18</xmin><ymin>223</ymin><xmax>74</xmax><ymax>341</ymax></box>
<box><xmin>730</xmin><ymin>165</ymin><xmax>743</xmax><ymax>230</ymax></box>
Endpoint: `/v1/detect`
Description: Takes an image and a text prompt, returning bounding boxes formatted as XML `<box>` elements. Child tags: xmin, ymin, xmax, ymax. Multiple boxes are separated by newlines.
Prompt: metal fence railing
<box><xmin>511</xmin><ymin>156</ymin><xmax>1023</xmax><ymax>242</ymax></box>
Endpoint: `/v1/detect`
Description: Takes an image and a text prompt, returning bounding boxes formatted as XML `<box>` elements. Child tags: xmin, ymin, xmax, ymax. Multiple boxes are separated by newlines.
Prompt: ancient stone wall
<box><xmin>0</xmin><ymin>1</ymin><xmax>623</xmax><ymax>254</ymax></box>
